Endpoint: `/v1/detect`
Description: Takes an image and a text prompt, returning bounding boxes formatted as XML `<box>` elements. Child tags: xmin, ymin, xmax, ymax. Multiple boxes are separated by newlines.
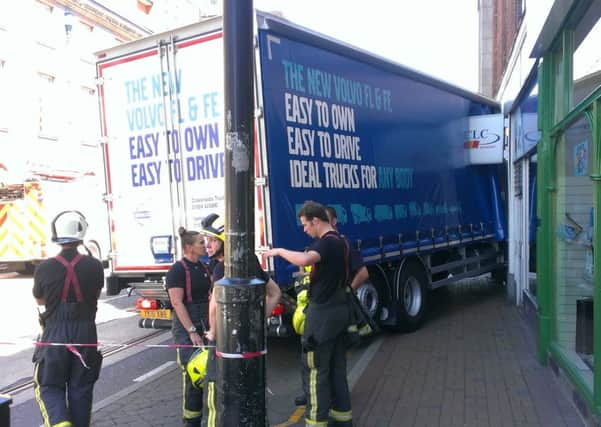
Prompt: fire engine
<box><xmin>0</xmin><ymin>158</ymin><xmax>109</xmax><ymax>274</ymax></box>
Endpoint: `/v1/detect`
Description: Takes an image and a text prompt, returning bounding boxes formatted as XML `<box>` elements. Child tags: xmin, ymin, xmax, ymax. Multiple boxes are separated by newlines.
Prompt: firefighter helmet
<box><xmin>51</xmin><ymin>211</ymin><xmax>88</xmax><ymax>244</ymax></box>
<box><xmin>292</xmin><ymin>289</ymin><xmax>309</xmax><ymax>335</ymax></box>
<box><xmin>186</xmin><ymin>348</ymin><xmax>209</xmax><ymax>388</ymax></box>
<box><xmin>201</xmin><ymin>213</ymin><xmax>225</xmax><ymax>242</ymax></box>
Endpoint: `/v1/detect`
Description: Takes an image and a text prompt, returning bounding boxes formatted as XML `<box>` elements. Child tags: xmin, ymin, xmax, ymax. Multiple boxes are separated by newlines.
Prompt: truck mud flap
<box><xmin>138</xmin><ymin>318</ymin><xmax>172</xmax><ymax>329</ymax></box>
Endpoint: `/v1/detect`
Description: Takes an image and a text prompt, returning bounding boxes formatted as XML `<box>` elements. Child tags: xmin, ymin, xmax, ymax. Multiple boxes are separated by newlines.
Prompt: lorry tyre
<box><xmin>357</xmin><ymin>265</ymin><xmax>388</xmax><ymax>323</ymax></box>
<box><xmin>393</xmin><ymin>260</ymin><xmax>428</xmax><ymax>332</ymax></box>
<box><xmin>22</xmin><ymin>262</ymin><xmax>36</xmax><ymax>276</ymax></box>
<box><xmin>106</xmin><ymin>275</ymin><xmax>122</xmax><ymax>296</ymax></box>
<box><xmin>491</xmin><ymin>266</ymin><xmax>507</xmax><ymax>284</ymax></box>
<box><xmin>356</xmin><ymin>280</ymin><xmax>379</xmax><ymax>320</ymax></box>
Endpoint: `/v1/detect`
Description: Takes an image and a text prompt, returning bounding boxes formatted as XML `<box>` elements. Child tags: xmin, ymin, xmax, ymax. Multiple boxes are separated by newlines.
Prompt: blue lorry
<box><xmin>96</xmin><ymin>11</ymin><xmax>506</xmax><ymax>333</ymax></box>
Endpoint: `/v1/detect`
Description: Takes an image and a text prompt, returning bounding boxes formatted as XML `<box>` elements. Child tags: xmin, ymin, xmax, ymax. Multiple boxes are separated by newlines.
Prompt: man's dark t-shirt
<box><xmin>343</xmin><ymin>236</ymin><xmax>364</xmax><ymax>278</ymax></box>
<box><xmin>165</xmin><ymin>258</ymin><xmax>211</xmax><ymax>303</ymax></box>
<box><xmin>308</xmin><ymin>230</ymin><xmax>347</xmax><ymax>304</ymax></box>
<box><xmin>33</xmin><ymin>248</ymin><xmax>104</xmax><ymax>322</ymax></box>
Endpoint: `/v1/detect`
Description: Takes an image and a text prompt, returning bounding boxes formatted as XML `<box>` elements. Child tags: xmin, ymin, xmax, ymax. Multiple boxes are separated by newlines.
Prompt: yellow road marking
<box><xmin>272</xmin><ymin>405</ymin><xmax>305</xmax><ymax>427</ymax></box>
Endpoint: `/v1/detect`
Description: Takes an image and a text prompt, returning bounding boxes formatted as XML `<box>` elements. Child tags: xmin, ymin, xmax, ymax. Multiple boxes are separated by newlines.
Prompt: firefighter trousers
<box><xmin>201</xmin><ymin>344</ymin><xmax>217</xmax><ymax>427</ymax></box>
<box><xmin>34</xmin><ymin>346</ymin><xmax>102</xmax><ymax>427</ymax></box>
<box><xmin>33</xmin><ymin>311</ymin><xmax>101</xmax><ymax>427</ymax></box>
<box><xmin>173</xmin><ymin>302</ymin><xmax>208</xmax><ymax>425</ymax></box>
<box><xmin>302</xmin><ymin>333</ymin><xmax>352</xmax><ymax>426</ymax></box>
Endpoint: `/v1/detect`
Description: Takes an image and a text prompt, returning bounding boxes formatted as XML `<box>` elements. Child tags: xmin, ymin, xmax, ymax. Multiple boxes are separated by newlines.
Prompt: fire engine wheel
<box><xmin>393</xmin><ymin>260</ymin><xmax>428</xmax><ymax>332</ymax></box>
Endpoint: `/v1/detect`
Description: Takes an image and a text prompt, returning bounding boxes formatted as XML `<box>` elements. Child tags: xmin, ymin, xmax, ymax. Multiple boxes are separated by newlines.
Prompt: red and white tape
<box><xmin>216</xmin><ymin>349</ymin><xmax>268</xmax><ymax>359</ymax></box>
<box><xmin>0</xmin><ymin>340</ymin><xmax>214</xmax><ymax>349</ymax></box>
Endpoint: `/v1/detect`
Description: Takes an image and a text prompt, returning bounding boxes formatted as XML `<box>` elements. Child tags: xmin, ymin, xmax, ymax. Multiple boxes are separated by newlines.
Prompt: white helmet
<box><xmin>51</xmin><ymin>210</ymin><xmax>88</xmax><ymax>244</ymax></box>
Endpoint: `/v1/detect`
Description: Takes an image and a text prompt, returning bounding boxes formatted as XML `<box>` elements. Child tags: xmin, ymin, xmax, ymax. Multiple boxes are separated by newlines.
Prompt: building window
<box><xmin>0</xmin><ymin>59</ymin><xmax>6</xmax><ymax>131</ymax></box>
<box><xmin>554</xmin><ymin>114</ymin><xmax>594</xmax><ymax>367</ymax></box>
<box><xmin>572</xmin><ymin>10</ymin><xmax>601</xmax><ymax>108</ymax></box>
<box><xmin>37</xmin><ymin>72</ymin><xmax>59</xmax><ymax>139</ymax></box>
<box><xmin>76</xmin><ymin>85</ymin><xmax>99</xmax><ymax>145</ymax></box>
<box><xmin>33</xmin><ymin>0</ymin><xmax>61</xmax><ymax>48</ymax></box>
<box><xmin>34</xmin><ymin>0</ymin><xmax>53</xmax><ymax>13</ymax></box>
<box><xmin>515</xmin><ymin>0</ymin><xmax>525</xmax><ymax>29</ymax></box>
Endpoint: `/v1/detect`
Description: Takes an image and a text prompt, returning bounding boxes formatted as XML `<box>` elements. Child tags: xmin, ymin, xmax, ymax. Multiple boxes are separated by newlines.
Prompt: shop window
<box><xmin>572</xmin><ymin>5</ymin><xmax>601</xmax><ymax>107</ymax></box>
<box><xmin>514</xmin><ymin>85</ymin><xmax>539</xmax><ymax>159</ymax></box>
<box><xmin>528</xmin><ymin>153</ymin><xmax>537</xmax><ymax>295</ymax></box>
<box><xmin>554</xmin><ymin>115</ymin><xmax>594</xmax><ymax>367</ymax></box>
<box><xmin>520</xmin><ymin>88</ymin><xmax>539</xmax><ymax>154</ymax></box>
<box><xmin>554</xmin><ymin>48</ymin><xmax>565</xmax><ymax>123</ymax></box>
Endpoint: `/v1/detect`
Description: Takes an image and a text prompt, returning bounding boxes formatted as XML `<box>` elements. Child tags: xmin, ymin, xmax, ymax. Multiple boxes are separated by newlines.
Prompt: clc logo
<box><xmin>464</xmin><ymin>129</ymin><xmax>501</xmax><ymax>147</ymax></box>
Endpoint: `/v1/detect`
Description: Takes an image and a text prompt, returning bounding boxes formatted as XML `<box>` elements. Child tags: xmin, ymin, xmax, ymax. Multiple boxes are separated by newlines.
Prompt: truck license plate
<box><xmin>139</xmin><ymin>309</ymin><xmax>172</xmax><ymax>320</ymax></box>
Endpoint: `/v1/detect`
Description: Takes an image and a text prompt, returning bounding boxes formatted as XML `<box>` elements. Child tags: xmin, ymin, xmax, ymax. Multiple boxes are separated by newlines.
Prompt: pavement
<box><xmin>88</xmin><ymin>279</ymin><xmax>584</xmax><ymax>427</ymax></box>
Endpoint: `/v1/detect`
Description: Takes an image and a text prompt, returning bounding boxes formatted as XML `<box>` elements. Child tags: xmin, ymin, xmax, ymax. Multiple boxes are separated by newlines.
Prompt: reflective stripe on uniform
<box><xmin>34</xmin><ymin>363</ymin><xmax>51</xmax><ymax>427</ymax></box>
<box><xmin>359</xmin><ymin>324</ymin><xmax>373</xmax><ymax>336</ymax></box>
<box><xmin>180</xmin><ymin>369</ymin><xmax>186</xmax><ymax>417</ymax></box>
<box><xmin>180</xmin><ymin>368</ymin><xmax>202</xmax><ymax>420</ymax></box>
<box><xmin>307</xmin><ymin>351</ymin><xmax>319</xmax><ymax>422</ymax></box>
<box><xmin>183</xmin><ymin>409</ymin><xmax>202</xmax><ymax>419</ymax></box>
<box><xmin>206</xmin><ymin>381</ymin><xmax>216</xmax><ymax>427</ymax></box>
<box><xmin>330</xmin><ymin>408</ymin><xmax>353</xmax><ymax>421</ymax></box>
<box><xmin>305</xmin><ymin>418</ymin><xmax>328</xmax><ymax>426</ymax></box>
<box><xmin>176</xmin><ymin>348</ymin><xmax>184</xmax><ymax>369</ymax></box>
<box><xmin>52</xmin><ymin>422</ymin><xmax>73</xmax><ymax>427</ymax></box>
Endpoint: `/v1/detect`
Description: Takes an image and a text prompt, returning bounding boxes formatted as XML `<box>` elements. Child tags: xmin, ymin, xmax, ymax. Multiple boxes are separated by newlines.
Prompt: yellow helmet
<box><xmin>201</xmin><ymin>213</ymin><xmax>225</xmax><ymax>242</ymax></box>
<box><xmin>186</xmin><ymin>348</ymin><xmax>209</xmax><ymax>388</ymax></box>
<box><xmin>293</xmin><ymin>289</ymin><xmax>309</xmax><ymax>335</ymax></box>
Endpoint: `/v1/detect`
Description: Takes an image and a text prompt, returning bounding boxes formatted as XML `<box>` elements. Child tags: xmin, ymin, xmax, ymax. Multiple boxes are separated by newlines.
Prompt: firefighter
<box><xmin>199</xmin><ymin>213</ymin><xmax>281</xmax><ymax>426</ymax></box>
<box><xmin>200</xmin><ymin>213</ymin><xmax>281</xmax><ymax>342</ymax></box>
<box><xmin>265</xmin><ymin>200</ymin><xmax>352</xmax><ymax>427</ymax></box>
<box><xmin>166</xmin><ymin>227</ymin><xmax>212</xmax><ymax>427</ymax></box>
<box><xmin>32</xmin><ymin>210</ymin><xmax>104</xmax><ymax>427</ymax></box>
<box><xmin>294</xmin><ymin>205</ymin><xmax>373</xmax><ymax>407</ymax></box>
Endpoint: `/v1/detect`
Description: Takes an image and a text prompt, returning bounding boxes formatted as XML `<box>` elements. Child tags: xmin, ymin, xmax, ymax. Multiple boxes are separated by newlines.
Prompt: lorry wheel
<box><xmin>22</xmin><ymin>262</ymin><xmax>36</xmax><ymax>276</ymax></box>
<box><xmin>355</xmin><ymin>281</ymin><xmax>380</xmax><ymax>320</ymax></box>
<box><xmin>106</xmin><ymin>275</ymin><xmax>122</xmax><ymax>296</ymax></box>
<box><xmin>393</xmin><ymin>260</ymin><xmax>428</xmax><ymax>332</ymax></box>
<box><xmin>358</xmin><ymin>264</ymin><xmax>388</xmax><ymax>323</ymax></box>
<box><xmin>491</xmin><ymin>267</ymin><xmax>507</xmax><ymax>284</ymax></box>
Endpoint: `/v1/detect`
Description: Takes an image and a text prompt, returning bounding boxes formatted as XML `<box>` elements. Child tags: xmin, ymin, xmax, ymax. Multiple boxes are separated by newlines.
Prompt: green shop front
<box><xmin>535</xmin><ymin>0</ymin><xmax>601</xmax><ymax>418</ymax></box>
